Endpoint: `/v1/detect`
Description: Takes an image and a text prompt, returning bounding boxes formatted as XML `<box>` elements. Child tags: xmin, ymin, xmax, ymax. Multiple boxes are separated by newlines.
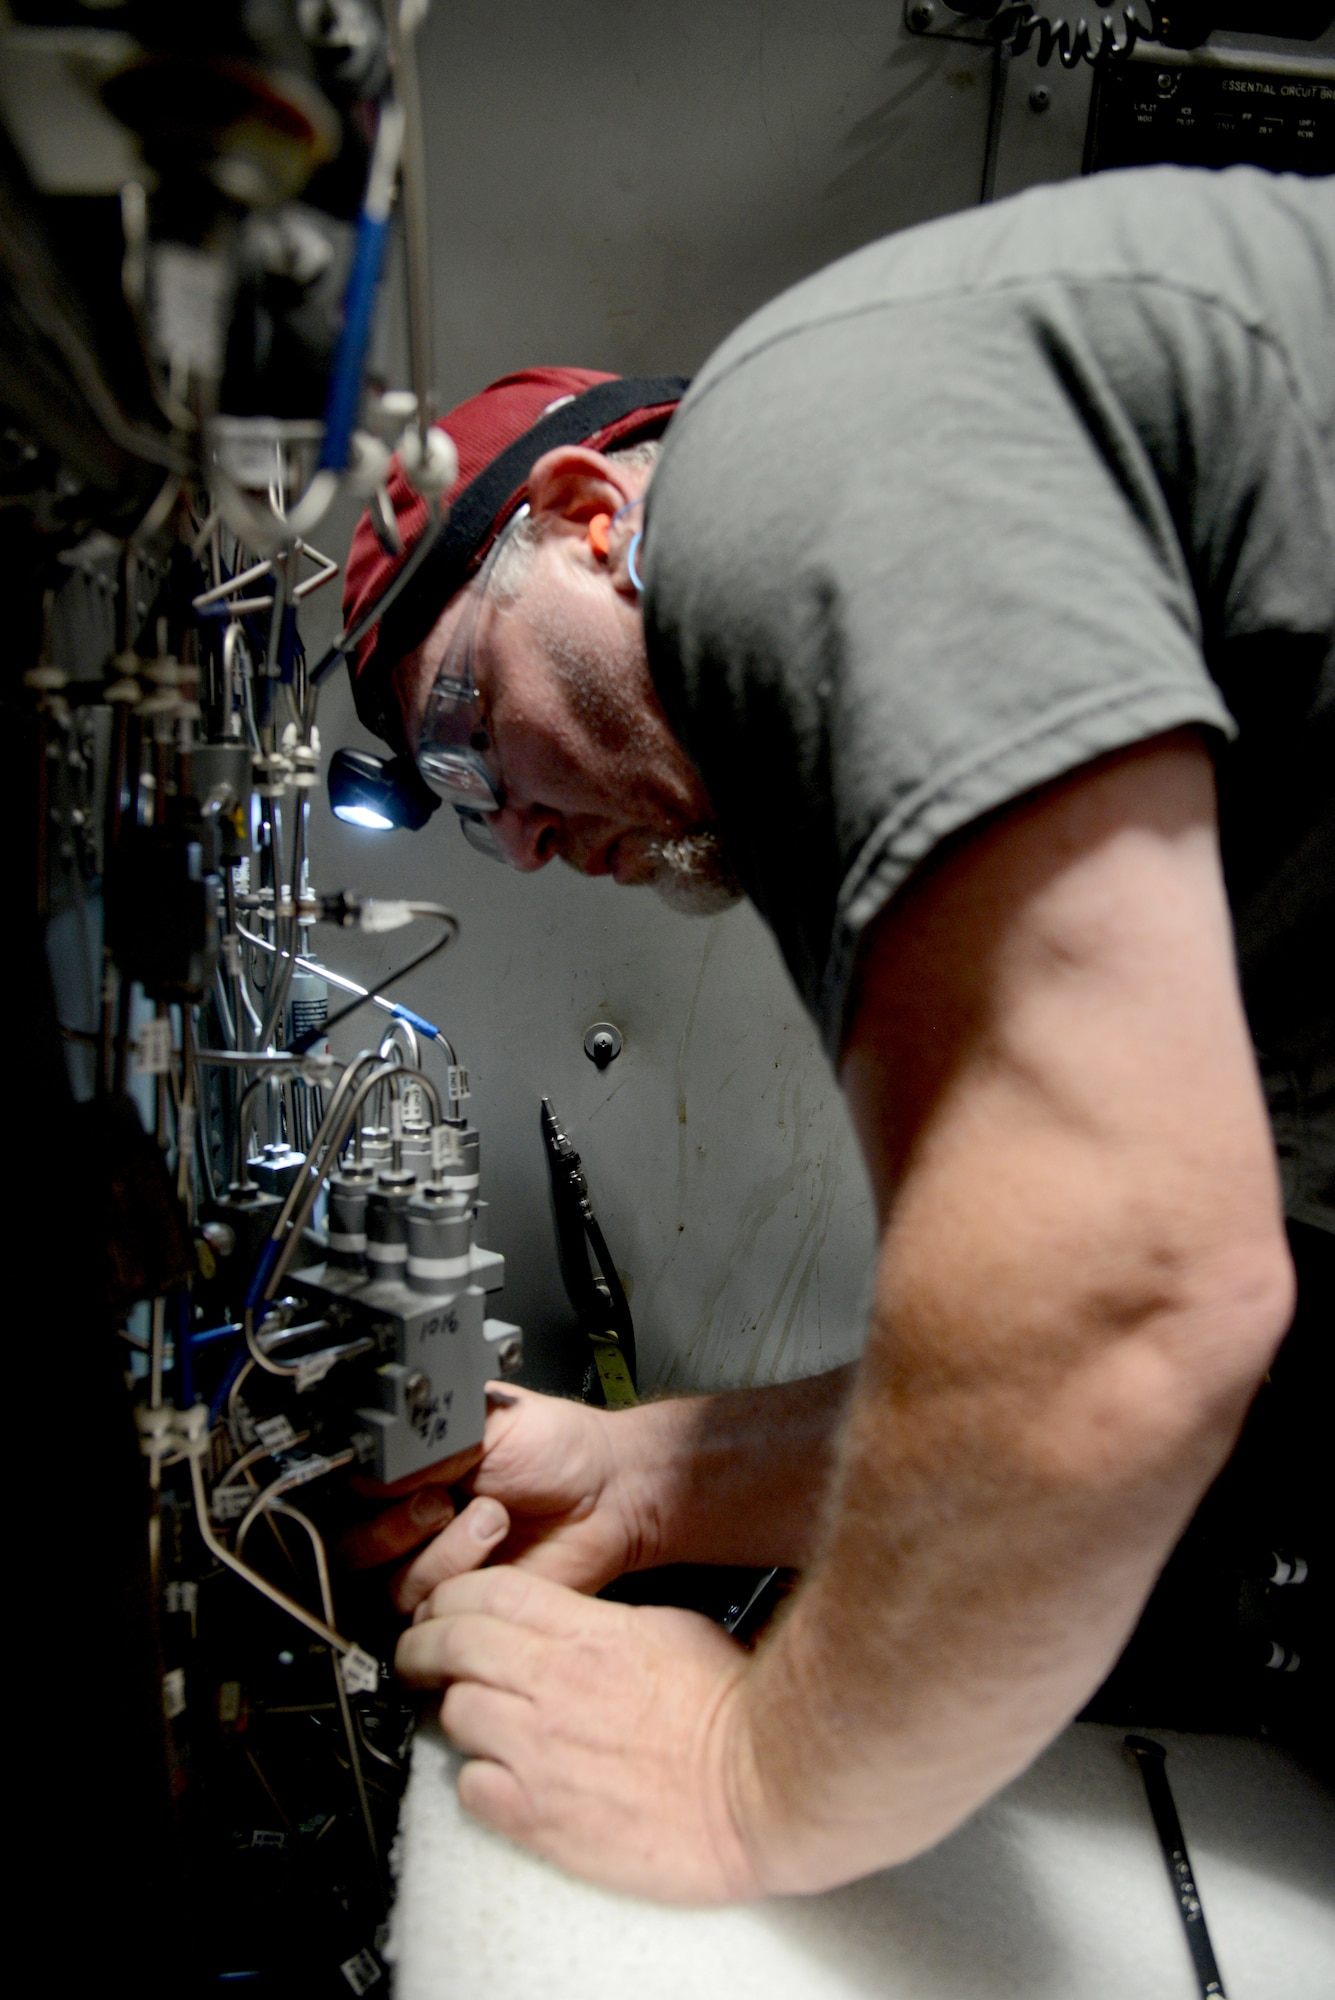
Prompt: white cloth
<box><xmin>388</xmin><ymin>1717</ymin><xmax>1334</xmax><ymax>1999</ymax></box>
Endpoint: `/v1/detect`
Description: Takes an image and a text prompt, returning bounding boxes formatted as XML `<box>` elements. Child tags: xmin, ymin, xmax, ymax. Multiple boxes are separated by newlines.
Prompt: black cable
<box><xmin>309</xmin><ymin>505</ymin><xmax>448</xmax><ymax>687</ymax></box>
<box><xmin>954</xmin><ymin>0</ymin><xmax>1159</xmax><ymax>67</ymax></box>
<box><xmin>285</xmin><ymin>908</ymin><xmax>458</xmax><ymax>1053</ymax></box>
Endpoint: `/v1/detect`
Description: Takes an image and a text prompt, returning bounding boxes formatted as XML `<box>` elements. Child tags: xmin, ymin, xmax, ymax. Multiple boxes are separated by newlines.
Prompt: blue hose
<box><xmin>190</xmin><ymin>1321</ymin><xmax>243</xmax><ymax>1350</ymax></box>
<box><xmin>209</xmin><ymin>1349</ymin><xmax>250</xmax><ymax>1429</ymax></box>
<box><xmin>391</xmin><ymin>1002</ymin><xmax>441</xmax><ymax>1040</ymax></box>
<box><xmin>244</xmin><ymin>1236</ymin><xmax>283</xmax><ymax>1312</ymax></box>
<box><xmin>317</xmin><ymin>100</ymin><xmax>405</xmax><ymax>473</ymax></box>
<box><xmin>318</xmin><ymin>209</ymin><xmax>393</xmax><ymax>474</ymax></box>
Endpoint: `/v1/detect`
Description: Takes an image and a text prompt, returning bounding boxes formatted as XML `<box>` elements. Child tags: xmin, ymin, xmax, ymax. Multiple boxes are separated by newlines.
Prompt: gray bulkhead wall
<box><xmin>306</xmin><ymin>2</ymin><xmax>998</xmax><ymax>1395</ymax></box>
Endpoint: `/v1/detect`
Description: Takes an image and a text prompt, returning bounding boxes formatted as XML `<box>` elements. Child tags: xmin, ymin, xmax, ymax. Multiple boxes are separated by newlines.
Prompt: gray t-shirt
<box><xmin>644</xmin><ymin>166</ymin><xmax>1335</xmax><ymax>1235</ymax></box>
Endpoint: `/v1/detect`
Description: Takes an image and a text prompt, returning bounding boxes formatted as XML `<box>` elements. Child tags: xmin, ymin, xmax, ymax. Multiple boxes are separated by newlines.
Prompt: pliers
<box><xmin>540</xmin><ymin>1096</ymin><xmax>638</xmax><ymax>1407</ymax></box>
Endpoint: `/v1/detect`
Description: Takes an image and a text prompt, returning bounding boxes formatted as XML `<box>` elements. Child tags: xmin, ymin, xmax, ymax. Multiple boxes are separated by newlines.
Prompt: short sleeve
<box><xmin>645</xmin><ymin>281</ymin><xmax>1245</xmax><ymax>1058</ymax></box>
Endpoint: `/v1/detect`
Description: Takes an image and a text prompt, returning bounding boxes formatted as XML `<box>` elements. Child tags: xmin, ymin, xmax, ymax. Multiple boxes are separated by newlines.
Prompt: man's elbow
<box><xmin>1163</xmin><ymin>1227</ymin><xmax>1296</xmax><ymax>1436</ymax></box>
<box><xmin>1042</xmin><ymin>1225</ymin><xmax>1297</xmax><ymax>1505</ymax></box>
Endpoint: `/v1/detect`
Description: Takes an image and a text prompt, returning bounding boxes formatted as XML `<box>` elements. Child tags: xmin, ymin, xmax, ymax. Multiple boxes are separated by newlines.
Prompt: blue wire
<box><xmin>190</xmin><ymin>1322</ymin><xmax>243</xmax><ymax>1350</ymax></box>
<box><xmin>391</xmin><ymin>1002</ymin><xmax>441</xmax><ymax>1040</ymax></box>
<box><xmin>210</xmin><ymin>1349</ymin><xmax>249</xmax><ymax>1428</ymax></box>
<box><xmin>244</xmin><ymin>1237</ymin><xmax>282</xmax><ymax>1312</ymax></box>
<box><xmin>318</xmin><ymin>210</ymin><xmax>392</xmax><ymax>474</ymax></box>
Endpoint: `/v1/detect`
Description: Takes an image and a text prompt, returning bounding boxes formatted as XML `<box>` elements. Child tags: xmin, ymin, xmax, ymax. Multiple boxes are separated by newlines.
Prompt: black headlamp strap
<box><xmin>356</xmin><ymin>374</ymin><xmax>688</xmax><ymax>751</ymax></box>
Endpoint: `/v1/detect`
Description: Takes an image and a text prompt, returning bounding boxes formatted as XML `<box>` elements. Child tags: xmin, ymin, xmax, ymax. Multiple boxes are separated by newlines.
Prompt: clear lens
<box><xmin>456</xmin><ymin>807</ymin><xmax>506</xmax><ymax>861</ymax></box>
<box><xmin>418</xmin><ymin>741</ymin><xmax>502</xmax><ymax>811</ymax></box>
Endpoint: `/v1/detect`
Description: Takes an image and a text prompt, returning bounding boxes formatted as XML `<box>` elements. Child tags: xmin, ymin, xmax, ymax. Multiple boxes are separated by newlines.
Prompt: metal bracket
<box><xmin>904</xmin><ymin>0</ymin><xmax>994</xmax><ymax>42</ymax></box>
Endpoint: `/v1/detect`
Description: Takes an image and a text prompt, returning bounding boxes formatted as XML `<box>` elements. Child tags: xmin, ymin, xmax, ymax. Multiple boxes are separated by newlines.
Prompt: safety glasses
<box><xmin>415</xmin><ymin>507</ymin><xmax>531</xmax><ymax>857</ymax></box>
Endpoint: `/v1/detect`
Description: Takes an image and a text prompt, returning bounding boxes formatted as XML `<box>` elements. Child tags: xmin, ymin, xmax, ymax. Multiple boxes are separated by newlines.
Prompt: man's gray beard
<box><xmin>516</xmin><ymin>570</ymin><xmax>744</xmax><ymax>915</ymax></box>
<box><xmin>645</xmin><ymin>828</ymin><xmax>745</xmax><ymax>917</ymax></box>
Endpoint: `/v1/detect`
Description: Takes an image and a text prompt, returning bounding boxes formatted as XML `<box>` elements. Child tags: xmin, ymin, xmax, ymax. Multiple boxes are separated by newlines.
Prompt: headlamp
<box><xmin>327</xmin><ymin>747</ymin><xmax>440</xmax><ymax>832</ymax></box>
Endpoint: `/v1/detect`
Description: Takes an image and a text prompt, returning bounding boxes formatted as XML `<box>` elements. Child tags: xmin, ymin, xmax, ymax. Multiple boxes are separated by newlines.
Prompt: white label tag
<box><xmin>222</xmin><ymin>932</ymin><xmax>242</xmax><ymax>977</ymax></box>
<box><xmin>431</xmin><ymin>1123</ymin><xmax>463</xmax><ymax>1173</ymax></box>
<box><xmin>162</xmin><ymin>1668</ymin><xmax>186</xmax><ymax>1720</ymax></box>
<box><xmin>254</xmin><ymin>1415</ymin><xmax>297</xmax><ymax>1452</ymax></box>
<box><xmin>339</xmin><ymin>1646</ymin><xmax>379</xmax><ymax>1697</ymax></box>
<box><xmin>400</xmin><ymin>1080</ymin><xmax>426</xmax><ymax>1129</ymax></box>
<box><xmin>165</xmin><ymin>1580</ymin><xmax>198</xmax><ymax>1617</ymax></box>
<box><xmin>294</xmin><ymin>1350</ymin><xmax>339</xmax><ymax>1393</ymax></box>
<box><xmin>154</xmin><ymin>243</ymin><xmax>227</xmax><ymax>378</ymax></box>
<box><xmin>340</xmin><ymin>1947</ymin><xmax>383</xmax><ymax>1994</ymax></box>
<box><xmin>134</xmin><ymin>1017</ymin><xmax>172</xmax><ymax>1076</ymax></box>
<box><xmin>251</xmin><ymin>1828</ymin><xmax>286</xmax><ymax>1851</ymax></box>
<box><xmin>389</xmin><ymin>1100</ymin><xmax>404</xmax><ymax>1141</ymax></box>
<box><xmin>211</xmin><ymin>1485</ymin><xmax>251</xmax><ymax>1521</ymax></box>
<box><xmin>447</xmin><ymin>1065</ymin><xmax>470</xmax><ymax>1102</ymax></box>
<box><xmin>283</xmin><ymin>1454</ymin><xmax>333</xmax><ymax>1490</ymax></box>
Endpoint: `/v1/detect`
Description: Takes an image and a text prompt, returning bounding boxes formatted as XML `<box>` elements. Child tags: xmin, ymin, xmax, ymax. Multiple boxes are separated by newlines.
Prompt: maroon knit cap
<box><xmin>343</xmin><ymin>366</ymin><xmax>686</xmax><ymax>753</ymax></box>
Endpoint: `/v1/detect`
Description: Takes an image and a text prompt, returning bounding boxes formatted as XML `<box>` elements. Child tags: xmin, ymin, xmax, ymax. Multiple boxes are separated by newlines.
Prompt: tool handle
<box><xmin>1126</xmin><ymin>1737</ymin><xmax>1226</xmax><ymax>2000</ymax></box>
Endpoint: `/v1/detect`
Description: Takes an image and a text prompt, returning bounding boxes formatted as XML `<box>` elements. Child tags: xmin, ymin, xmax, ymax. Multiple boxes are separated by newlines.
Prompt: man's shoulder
<box><xmin>678</xmin><ymin>167</ymin><xmax>1335</xmax><ymax>421</ymax></box>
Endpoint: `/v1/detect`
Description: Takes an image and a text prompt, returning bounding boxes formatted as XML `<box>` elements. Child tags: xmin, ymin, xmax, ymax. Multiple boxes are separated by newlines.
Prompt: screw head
<box><xmin>404</xmin><ymin>1371</ymin><xmax>433</xmax><ymax>1416</ymax></box>
<box><xmin>1029</xmin><ymin>85</ymin><xmax>1051</xmax><ymax>112</ymax></box>
<box><xmin>583</xmin><ymin>1021</ymin><xmax>623</xmax><ymax>1068</ymax></box>
<box><xmin>908</xmin><ymin>0</ymin><xmax>936</xmax><ymax>29</ymax></box>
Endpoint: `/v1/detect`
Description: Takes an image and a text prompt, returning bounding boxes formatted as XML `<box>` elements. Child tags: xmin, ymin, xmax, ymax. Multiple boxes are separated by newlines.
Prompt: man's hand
<box><xmin>396</xmin><ymin>1566</ymin><xmax>763</xmax><ymax>1904</ymax></box>
<box><xmin>343</xmin><ymin>1386</ymin><xmax>655</xmax><ymax>1612</ymax></box>
<box><xmin>337</xmin><ymin>1437</ymin><xmax>485</xmax><ymax>1583</ymax></box>
<box><xmin>343</xmin><ymin>1369</ymin><xmax>857</xmax><ymax>1612</ymax></box>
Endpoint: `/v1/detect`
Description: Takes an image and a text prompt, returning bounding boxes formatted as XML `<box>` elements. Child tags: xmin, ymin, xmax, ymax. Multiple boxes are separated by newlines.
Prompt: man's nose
<box><xmin>492</xmin><ymin>802</ymin><xmax>561</xmax><ymax>872</ymax></box>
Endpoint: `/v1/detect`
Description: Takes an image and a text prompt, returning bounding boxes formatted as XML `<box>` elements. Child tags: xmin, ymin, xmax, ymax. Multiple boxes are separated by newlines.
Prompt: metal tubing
<box><xmin>188</xmin><ymin>1451</ymin><xmax>354</xmax><ymax>1658</ymax></box>
<box><xmin>387</xmin><ymin>5</ymin><xmax>436</xmax><ymax>434</ymax></box>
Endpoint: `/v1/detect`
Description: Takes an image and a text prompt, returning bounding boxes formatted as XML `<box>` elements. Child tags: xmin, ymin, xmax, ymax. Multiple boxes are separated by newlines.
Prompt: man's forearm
<box><xmin>727</xmin><ymin>1294</ymin><xmax>1251</xmax><ymax>1891</ymax></box>
<box><xmin>715</xmin><ymin>735</ymin><xmax>1298</xmax><ymax>1895</ymax></box>
<box><xmin>620</xmin><ymin>1365</ymin><xmax>857</xmax><ymax>1572</ymax></box>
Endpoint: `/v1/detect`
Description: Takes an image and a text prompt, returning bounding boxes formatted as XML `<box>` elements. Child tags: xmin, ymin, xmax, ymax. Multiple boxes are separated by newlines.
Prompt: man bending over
<box><xmin>339</xmin><ymin>163</ymin><xmax>1332</xmax><ymax>1901</ymax></box>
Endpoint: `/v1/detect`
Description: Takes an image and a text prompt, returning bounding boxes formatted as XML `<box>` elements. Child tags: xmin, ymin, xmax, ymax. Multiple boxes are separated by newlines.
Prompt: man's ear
<box><xmin>525</xmin><ymin>446</ymin><xmax>628</xmax><ymax>530</ymax></box>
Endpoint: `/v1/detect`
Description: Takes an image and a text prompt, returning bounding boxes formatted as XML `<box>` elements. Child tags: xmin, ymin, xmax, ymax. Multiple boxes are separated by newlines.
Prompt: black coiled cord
<box><xmin>995</xmin><ymin>2</ymin><xmax>1151</xmax><ymax>65</ymax></box>
<box><xmin>944</xmin><ymin>1</ymin><xmax>1165</xmax><ymax>69</ymax></box>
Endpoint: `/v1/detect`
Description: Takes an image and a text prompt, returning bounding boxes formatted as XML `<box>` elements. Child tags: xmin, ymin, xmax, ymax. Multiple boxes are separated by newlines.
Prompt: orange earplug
<box><xmin>587</xmin><ymin>512</ymin><xmax>612</xmax><ymax>559</ymax></box>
